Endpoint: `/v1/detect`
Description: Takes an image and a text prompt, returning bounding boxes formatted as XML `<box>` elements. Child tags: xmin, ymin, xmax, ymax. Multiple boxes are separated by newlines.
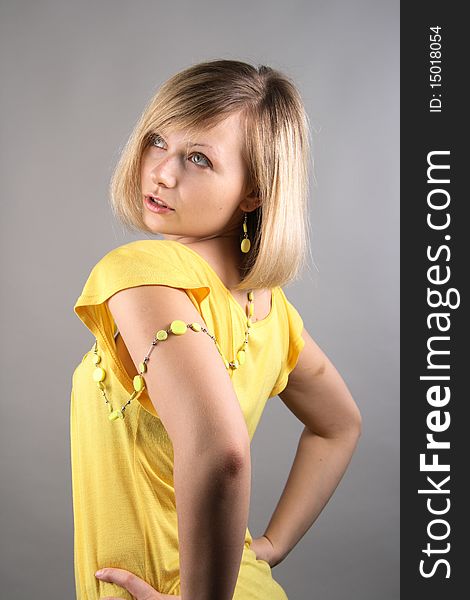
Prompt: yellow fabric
<box><xmin>71</xmin><ymin>240</ymin><xmax>305</xmax><ymax>599</ymax></box>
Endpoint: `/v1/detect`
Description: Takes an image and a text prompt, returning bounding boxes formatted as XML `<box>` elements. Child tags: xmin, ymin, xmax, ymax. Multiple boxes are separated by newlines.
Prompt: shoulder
<box><xmin>74</xmin><ymin>240</ymin><xmax>210</xmax><ymax>310</ymax></box>
<box><xmin>276</xmin><ymin>287</ymin><xmax>304</xmax><ymax>331</ymax></box>
<box><xmin>277</xmin><ymin>288</ymin><xmax>305</xmax><ymax>375</ymax></box>
<box><xmin>92</xmin><ymin>239</ymin><xmax>187</xmax><ymax>272</ymax></box>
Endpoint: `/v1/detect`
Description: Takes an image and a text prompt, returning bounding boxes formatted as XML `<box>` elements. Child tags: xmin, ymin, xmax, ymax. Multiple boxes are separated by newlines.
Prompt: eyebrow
<box><xmin>156</xmin><ymin>131</ymin><xmax>220</xmax><ymax>157</ymax></box>
<box><xmin>188</xmin><ymin>142</ymin><xmax>216</xmax><ymax>151</ymax></box>
<box><xmin>187</xmin><ymin>142</ymin><xmax>220</xmax><ymax>160</ymax></box>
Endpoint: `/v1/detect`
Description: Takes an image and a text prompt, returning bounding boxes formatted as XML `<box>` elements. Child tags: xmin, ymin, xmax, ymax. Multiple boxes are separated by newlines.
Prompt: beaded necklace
<box><xmin>91</xmin><ymin>289</ymin><xmax>255</xmax><ymax>421</ymax></box>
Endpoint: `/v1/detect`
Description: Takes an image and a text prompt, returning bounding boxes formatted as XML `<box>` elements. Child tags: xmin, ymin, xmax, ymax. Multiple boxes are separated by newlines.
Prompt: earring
<box><xmin>241</xmin><ymin>212</ymin><xmax>251</xmax><ymax>253</ymax></box>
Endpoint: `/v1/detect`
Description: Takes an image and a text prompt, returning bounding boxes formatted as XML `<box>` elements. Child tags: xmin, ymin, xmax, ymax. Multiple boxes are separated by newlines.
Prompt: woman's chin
<box><xmin>142</xmin><ymin>215</ymin><xmax>165</xmax><ymax>235</ymax></box>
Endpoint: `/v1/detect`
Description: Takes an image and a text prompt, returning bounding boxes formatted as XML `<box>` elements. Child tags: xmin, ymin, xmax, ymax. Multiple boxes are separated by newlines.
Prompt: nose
<box><xmin>150</xmin><ymin>154</ymin><xmax>178</xmax><ymax>189</ymax></box>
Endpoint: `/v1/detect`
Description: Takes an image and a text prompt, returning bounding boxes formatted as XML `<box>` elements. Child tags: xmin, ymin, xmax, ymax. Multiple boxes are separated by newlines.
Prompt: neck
<box><xmin>163</xmin><ymin>234</ymin><xmax>244</xmax><ymax>290</ymax></box>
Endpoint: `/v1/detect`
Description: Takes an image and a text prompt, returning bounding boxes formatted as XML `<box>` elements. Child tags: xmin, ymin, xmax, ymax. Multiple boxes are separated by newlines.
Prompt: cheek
<box><xmin>140</xmin><ymin>154</ymin><xmax>151</xmax><ymax>176</ymax></box>
<box><xmin>208</xmin><ymin>170</ymin><xmax>243</xmax><ymax>198</ymax></box>
<box><xmin>141</xmin><ymin>149</ymin><xmax>157</xmax><ymax>175</ymax></box>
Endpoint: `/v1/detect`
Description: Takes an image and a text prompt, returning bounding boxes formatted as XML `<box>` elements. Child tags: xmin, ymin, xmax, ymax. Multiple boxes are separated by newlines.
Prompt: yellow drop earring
<box><xmin>241</xmin><ymin>212</ymin><xmax>251</xmax><ymax>253</ymax></box>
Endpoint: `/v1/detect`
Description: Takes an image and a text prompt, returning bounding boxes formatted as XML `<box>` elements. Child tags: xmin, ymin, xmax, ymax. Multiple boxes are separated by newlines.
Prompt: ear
<box><xmin>240</xmin><ymin>187</ymin><xmax>261</xmax><ymax>212</ymax></box>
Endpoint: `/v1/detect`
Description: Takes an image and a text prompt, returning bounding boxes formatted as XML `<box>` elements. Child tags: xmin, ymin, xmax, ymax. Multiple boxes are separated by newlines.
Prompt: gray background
<box><xmin>0</xmin><ymin>1</ymin><xmax>399</xmax><ymax>598</ymax></box>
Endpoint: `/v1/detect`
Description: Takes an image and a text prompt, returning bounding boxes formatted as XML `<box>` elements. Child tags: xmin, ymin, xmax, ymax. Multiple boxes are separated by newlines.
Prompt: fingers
<box><xmin>96</xmin><ymin>567</ymin><xmax>156</xmax><ymax>599</ymax></box>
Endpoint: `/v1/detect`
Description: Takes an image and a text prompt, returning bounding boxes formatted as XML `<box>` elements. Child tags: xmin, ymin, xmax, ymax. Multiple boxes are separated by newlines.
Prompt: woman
<box><xmin>71</xmin><ymin>59</ymin><xmax>361</xmax><ymax>600</ymax></box>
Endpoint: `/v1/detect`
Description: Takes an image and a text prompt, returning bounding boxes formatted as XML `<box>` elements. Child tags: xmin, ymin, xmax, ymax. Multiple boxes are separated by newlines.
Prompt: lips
<box><xmin>146</xmin><ymin>195</ymin><xmax>174</xmax><ymax>210</ymax></box>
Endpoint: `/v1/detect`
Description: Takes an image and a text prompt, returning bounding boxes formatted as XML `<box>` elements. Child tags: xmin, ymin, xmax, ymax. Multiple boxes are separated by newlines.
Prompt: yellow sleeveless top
<box><xmin>70</xmin><ymin>240</ymin><xmax>304</xmax><ymax>600</ymax></box>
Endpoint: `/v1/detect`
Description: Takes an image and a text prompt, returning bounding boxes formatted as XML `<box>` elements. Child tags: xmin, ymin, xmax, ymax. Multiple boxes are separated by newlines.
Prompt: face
<box><xmin>140</xmin><ymin>111</ymin><xmax>256</xmax><ymax>243</ymax></box>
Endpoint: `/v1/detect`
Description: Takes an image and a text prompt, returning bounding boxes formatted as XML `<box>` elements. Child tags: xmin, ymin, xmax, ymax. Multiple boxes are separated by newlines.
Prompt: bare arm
<box><xmin>264</xmin><ymin>327</ymin><xmax>362</xmax><ymax>566</ymax></box>
<box><xmin>108</xmin><ymin>285</ymin><xmax>251</xmax><ymax>600</ymax></box>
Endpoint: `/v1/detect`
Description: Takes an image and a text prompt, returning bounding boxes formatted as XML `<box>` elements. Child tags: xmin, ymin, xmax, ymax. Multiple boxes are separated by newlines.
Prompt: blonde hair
<box><xmin>109</xmin><ymin>59</ymin><xmax>312</xmax><ymax>291</ymax></box>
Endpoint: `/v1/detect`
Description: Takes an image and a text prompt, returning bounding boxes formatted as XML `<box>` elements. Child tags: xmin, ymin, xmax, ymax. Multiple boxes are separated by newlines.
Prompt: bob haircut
<box><xmin>109</xmin><ymin>59</ymin><xmax>312</xmax><ymax>292</ymax></box>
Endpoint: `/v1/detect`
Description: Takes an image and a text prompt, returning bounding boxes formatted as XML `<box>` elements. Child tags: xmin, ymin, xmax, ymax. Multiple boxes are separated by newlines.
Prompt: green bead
<box><xmin>133</xmin><ymin>374</ymin><xmax>145</xmax><ymax>392</ymax></box>
<box><xmin>170</xmin><ymin>320</ymin><xmax>187</xmax><ymax>335</ymax></box>
<box><xmin>156</xmin><ymin>329</ymin><xmax>168</xmax><ymax>341</ymax></box>
<box><xmin>241</xmin><ymin>238</ymin><xmax>251</xmax><ymax>253</ymax></box>
<box><xmin>92</xmin><ymin>354</ymin><xmax>101</xmax><ymax>365</ymax></box>
<box><xmin>138</xmin><ymin>361</ymin><xmax>147</xmax><ymax>373</ymax></box>
<box><xmin>93</xmin><ymin>367</ymin><xmax>106</xmax><ymax>382</ymax></box>
<box><xmin>237</xmin><ymin>350</ymin><xmax>246</xmax><ymax>365</ymax></box>
<box><xmin>109</xmin><ymin>410</ymin><xmax>123</xmax><ymax>421</ymax></box>
<box><xmin>189</xmin><ymin>322</ymin><xmax>202</xmax><ymax>332</ymax></box>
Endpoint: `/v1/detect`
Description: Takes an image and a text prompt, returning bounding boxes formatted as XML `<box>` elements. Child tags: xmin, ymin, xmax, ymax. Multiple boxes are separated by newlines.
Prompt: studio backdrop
<box><xmin>0</xmin><ymin>1</ymin><xmax>399</xmax><ymax>599</ymax></box>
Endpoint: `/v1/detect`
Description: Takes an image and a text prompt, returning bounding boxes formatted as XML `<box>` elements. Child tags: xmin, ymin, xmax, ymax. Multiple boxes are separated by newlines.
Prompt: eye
<box><xmin>149</xmin><ymin>133</ymin><xmax>165</xmax><ymax>148</ymax></box>
<box><xmin>189</xmin><ymin>152</ymin><xmax>211</xmax><ymax>168</ymax></box>
<box><xmin>148</xmin><ymin>133</ymin><xmax>212</xmax><ymax>169</ymax></box>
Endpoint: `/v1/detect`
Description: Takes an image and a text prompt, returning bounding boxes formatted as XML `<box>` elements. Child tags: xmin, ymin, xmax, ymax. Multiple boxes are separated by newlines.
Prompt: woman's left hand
<box><xmin>96</xmin><ymin>567</ymin><xmax>180</xmax><ymax>599</ymax></box>
<box><xmin>249</xmin><ymin>535</ymin><xmax>280</xmax><ymax>568</ymax></box>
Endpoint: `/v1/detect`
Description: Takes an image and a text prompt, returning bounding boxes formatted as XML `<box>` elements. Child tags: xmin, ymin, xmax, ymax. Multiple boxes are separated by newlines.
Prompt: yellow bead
<box><xmin>189</xmin><ymin>322</ymin><xmax>202</xmax><ymax>332</ymax></box>
<box><xmin>243</xmin><ymin>221</ymin><xmax>248</xmax><ymax>233</ymax></box>
<box><xmin>93</xmin><ymin>367</ymin><xmax>106</xmax><ymax>382</ymax></box>
<box><xmin>248</xmin><ymin>291</ymin><xmax>253</xmax><ymax>301</ymax></box>
<box><xmin>233</xmin><ymin>359</ymin><xmax>240</xmax><ymax>369</ymax></box>
<box><xmin>170</xmin><ymin>320</ymin><xmax>187</xmax><ymax>335</ymax></box>
<box><xmin>92</xmin><ymin>354</ymin><xmax>101</xmax><ymax>365</ymax></box>
<box><xmin>156</xmin><ymin>329</ymin><xmax>168</xmax><ymax>341</ymax></box>
<box><xmin>138</xmin><ymin>361</ymin><xmax>147</xmax><ymax>373</ymax></box>
<box><xmin>133</xmin><ymin>375</ymin><xmax>145</xmax><ymax>392</ymax></box>
<box><xmin>241</xmin><ymin>238</ymin><xmax>251</xmax><ymax>253</ymax></box>
<box><xmin>237</xmin><ymin>350</ymin><xmax>246</xmax><ymax>365</ymax></box>
<box><xmin>249</xmin><ymin>303</ymin><xmax>254</xmax><ymax>317</ymax></box>
<box><xmin>109</xmin><ymin>410</ymin><xmax>123</xmax><ymax>421</ymax></box>
<box><xmin>247</xmin><ymin>317</ymin><xmax>252</xmax><ymax>328</ymax></box>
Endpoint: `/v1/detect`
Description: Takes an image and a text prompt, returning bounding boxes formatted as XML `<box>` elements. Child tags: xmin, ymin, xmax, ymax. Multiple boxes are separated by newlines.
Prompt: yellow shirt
<box><xmin>71</xmin><ymin>240</ymin><xmax>305</xmax><ymax>599</ymax></box>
